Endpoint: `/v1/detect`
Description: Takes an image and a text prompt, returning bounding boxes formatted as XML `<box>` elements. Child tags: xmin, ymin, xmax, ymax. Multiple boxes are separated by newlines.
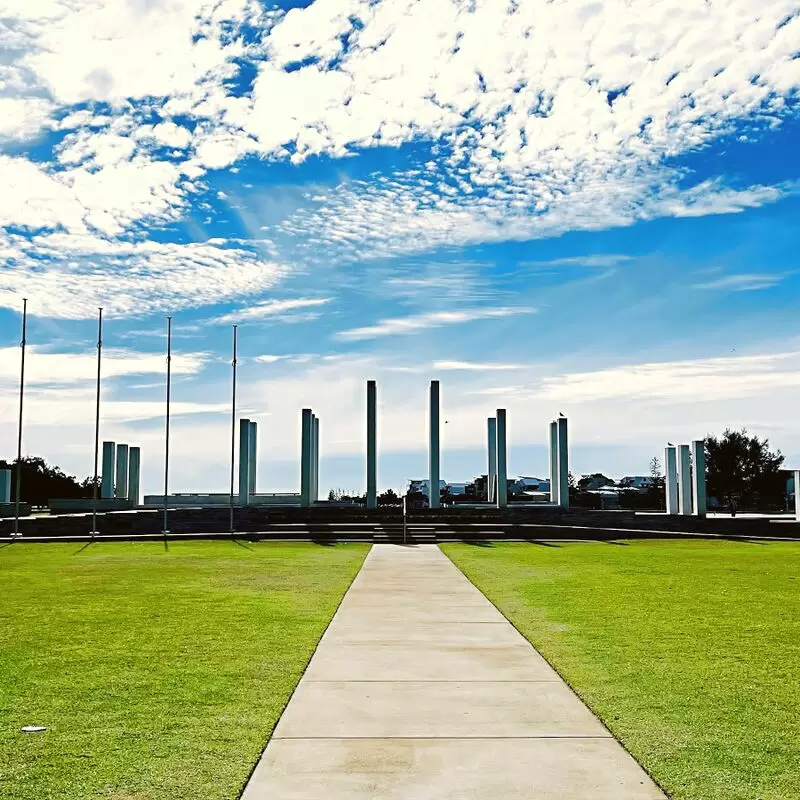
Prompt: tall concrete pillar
<box><xmin>248</xmin><ymin>421</ymin><xmax>257</xmax><ymax>495</ymax></box>
<box><xmin>549</xmin><ymin>420</ymin><xmax>560</xmax><ymax>506</ymax></box>
<box><xmin>366</xmin><ymin>380</ymin><xmax>377</xmax><ymax>509</ymax></box>
<box><xmin>496</xmin><ymin>409</ymin><xmax>508</xmax><ymax>508</ymax></box>
<box><xmin>794</xmin><ymin>470</ymin><xmax>800</xmax><ymax>522</ymax></box>
<box><xmin>487</xmin><ymin>417</ymin><xmax>497</xmax><ymax>503</ymax></box>
<box><xmin>429</xmin><ymin>380</ymin><xmax>440</xmax><ymax>509</ymax></box>
<box><xmin>0</xmin><ymin>468</ymin><xmax>11</xmax><ymax>504</ymax></box>
<box><xmin>312</xmin><ymin>414</ymin><xmax>320</xmax><ymax>503</ymax></box>
<box><xmin>678</xmin><ymin>443</ymin><xmax>692</xmax><ymax>515</ymax></box>
<box><xmin>101</xmin><ymin>441</ymin><xmax>115</xmax><ymax>499</ymax></box>
<box><xmin>691</xmin><ymin>440</ymin><xmax>706</xmax><ymax>517</ymax></box>
<box><xmin>665</xmin><ymin>445</ymin><xmax>678</xmax><ymax>515</ymax></box>
<box><xmin>239</xmin><ymin>418</ymin><xmax>251</xmax><ymax>506</ymax></box>
<box><xmin>557</xmin><ymin>416</ymin><xmax>569</xmax><ymax>509</ymax></box>
<box><xmin>128</xmin><ymin>447</ymin><xmax>141</xmax><ymax>507</ymax></box>
<box><xmin>115</xmin><ymin>443</ymin><xmax>129</xmax><ymax>499</ymax></box>
<box><xmin>300</xmin><ymin>408</ymin><xmax>313</xmax><ymax>507</ymax></box>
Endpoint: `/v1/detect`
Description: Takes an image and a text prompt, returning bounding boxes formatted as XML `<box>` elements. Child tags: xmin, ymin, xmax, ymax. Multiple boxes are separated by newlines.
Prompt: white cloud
<box><xmin>433</xmin><ymin>361</ymin><xmax>527</xmax><ymax>371</ymax></box>
<box><xmin>536</xmin><ymin>352</ymin><xmax>800</xmax><ymax>403</ymax></box>
<box><xmin>0</xmin><ymin>153</ymin><xmax>190</xmax><ymax>236</ymax></box>
<box><xmin>0</xmin><ymin>0</ymin><xmax>798</xmax><ymax>325</ymax></box>
<box><xmin>691</xmin><ymin>273</ymin><xmax>785</xmax><ymax>291</ymax></box>
<box><xmin>252</xmin><ymin>0</ymin><xmax>797</xmax><ymax>259</ymax></box>
<box><xmin>254</xmin><ymin>354</ymin><xmax>292</xmax><ymax>364</ymax></box>
<box><xmin>0</xmin><ymin>346</ymin><xmax>205</xmax><ymax>385</ymax></box>
<box><xmin>0</xmin><ymin>235</ymin><xmax>285</xmax><ymax>319</ymax></box>
<box><xmin>336</xmin><ymin>306</ymin><xmax>536</xmax><ymax>340</ymax></box>
<box><xmin>0</xmin><ymin>97</ymin><xmax>54</xmax><ymax>141</ymax></box>
<box><xmin>8</xmin><ymin>0</ymin><xmax>266</xmax><ymax>106</ymax></box>
<box><xmin>211</xmin><ymin>297</ymin><xmax>333</xmax><ymax>325</ymax></box>
<box><xmin>524</xmin><ymin>255</ymin><xmax>634</xmax><ymax>269</ymax></box>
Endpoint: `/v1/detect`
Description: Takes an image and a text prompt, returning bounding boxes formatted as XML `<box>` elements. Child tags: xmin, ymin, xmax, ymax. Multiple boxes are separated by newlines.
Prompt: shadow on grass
<box><xmin>461</xmin><ymin>539</ymin><xmax>495</xmax><ymax>547</ymax></box>
<box><xmin>602</xmin><ymin>540</ymin><xmax>629</xmax><ymax>546</ymax></box>
<box><xmin>522</xmin><ymin>538</ymin><xmax>562</xmax><ymax>547</ymax></box>
<box><xmin>311</xmin><ymin>537</ymin><xmax>338</xmax><ymax>547</ymax></box>
<box><xmin>719</xmin><ymin>536</ymin><xmax>768</xmax><ymax>545</ymax></box>
<box><xmin>73</xmin><ymin>541</ymin><xmax>96</xmax><ymax>555</ymax></box>
<box><xmin>231</xmin><ymin>538</ymin><xmax>255</xmax><ymax>551</ymax></box>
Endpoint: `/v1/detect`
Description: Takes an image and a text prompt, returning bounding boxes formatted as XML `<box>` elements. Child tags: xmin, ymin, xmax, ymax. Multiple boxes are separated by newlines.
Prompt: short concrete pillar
<box><xmin>691</xmin><ymin>440</ymin><xmax>706</xmax><ymax>517</ymax></box>
<box><xmin>487</xmin><ymin>417</ymin><xmax>497</xmax><ymax>503</ymax></box>
<box><xmin>239</xmin><ymin>418</ymin><xmax>251</xmax><ymax>506</ymax></box>
<box><xmin>0</xmin><ymin>468</ymin><xmax>11</xmax><ymax>504</ymax></box>
<box><xmin>665</xmin><ymin>445</ymin><xmax>679</xmax><ymax>515</ymax></box>
<box><xmin>101</xmin><ymin>441</ymin><xmax>116</xmax><ymax>499</ymax></box>
<box><xmin>678</xmin><ymin>444</ymin><xmax>692</xmax><ymax>515</ymax></box>
<box><xmin>300</xmin><ymin>408</ymin><xmax>313</xmax><ymax>507</ymax></box>
<box><xmin>248</xmin><ymin>421</ymin><xmax>257</xmax><ymax>495</ymax></box>
<box><xmin>794</xmin><ymin>470</ymin><xmax>800</xmax><ymax>522</ymax></box>
<box><xmin>549</xmin><ymin>420</ymin><xmax>560</xmax><ymax>506</ymax></box>
<box><xmin>429</xmin><ymin>381</ymin><xmax>440</xmax><ymax>509</ymax></box>
<box><xmin>115</xmin><ymin>443</ymin><xmax>129</xmax><ymax>499</ymax></box>
<box><xmin>312</xmin><ymin>414</ymin><xmax>320</xmax><ymax>503</ymax></box>
<box><xmin>496</xmin><ymin>409</ymin><xmax>508</xmax><ymax>509</ymax></box>
<box><xmin>128</xmin><ymin>447</ymin><xmax>141</xmax><ymax>507</ymax></box>
<box><xmin>557</xmin><ymin>416</ymin><xmax>569</xmax><ymax>509</ymax></box>
<box><xmin>366</xmin><ymin>380</ymin><xmax>377</xmax><ymax>509</ymax></box>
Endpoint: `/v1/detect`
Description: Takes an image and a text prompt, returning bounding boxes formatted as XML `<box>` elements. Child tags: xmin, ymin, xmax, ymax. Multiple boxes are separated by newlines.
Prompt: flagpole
<box><xmin>13</xmin><ymin>299</ymin><xmax>27</xmax><ymax>538</ymax></box>
<box><xmin>162</xmin><ymin>316</ymin><xmax>172</xmax><ymax>537</ymax></box>
<box><xmin>91</xmin><ymin>308</ymin><xmax>103</xmax><ymax>537</ymax></box>
<box><xmin>229</xmin><ymin>325</ymin><xmax>238</xmax><ymax>535</ymax></box>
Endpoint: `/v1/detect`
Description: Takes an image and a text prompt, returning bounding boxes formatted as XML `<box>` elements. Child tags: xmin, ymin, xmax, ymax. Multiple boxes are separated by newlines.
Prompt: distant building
<box><xmin>407</xmin><ymin>479</ymin><xmax>446</xmax><ymax>498</ymax></box>
<box><xmin>578</xmin><ymin>474</ymin><xmax>616</xmax><ymax>491</ymax></box>
<box><xmin>618</xmin><ymin>476</ymin><xmax>656</xmax><ymax>491</ymax></box>
<box><xmin>510</xmin><ymin>476</ymin><xmax>550</xmax><ymax>494</ymax></box>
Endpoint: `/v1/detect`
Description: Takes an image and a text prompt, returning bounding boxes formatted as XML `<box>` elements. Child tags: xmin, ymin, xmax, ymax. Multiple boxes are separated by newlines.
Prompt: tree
<box><xmin>377</xmin><ymin>488</ymin><xmax>401</xmax><ymax>506</ymax></box>
<box><xmin>647</xmin><ymin>456</ymin><xmax>665</xmax><ymax>510</ymax></box>
<box><xmin>649</xmin><ymin>456</ymin><xmax>662</xmax><ymax>483</ymax></box>
<box><xmin>705</xmin><ymin>429</ymin><xmax>785</xmax><ymax>511</ymax></box>
<box><xmin>0</xmin><ymin>456</ymin><xmax>94</xmax><ymax>507</ymax></box>
<box><xmin>404</xmin><ymin>489</ymin><xmax>428</xmax><ymax>510</ymax></box>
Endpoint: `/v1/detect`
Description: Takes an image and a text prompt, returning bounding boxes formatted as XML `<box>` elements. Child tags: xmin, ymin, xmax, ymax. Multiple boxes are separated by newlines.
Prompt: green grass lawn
<box><xmin>442</xmin><ymin>540</ymin><xmax>800</xmax><ymax>800</ymax></box>
<box><xmin>0</xmin><ymin>541</ymin><xmax>368</xmax><ymax>800</ymax></box>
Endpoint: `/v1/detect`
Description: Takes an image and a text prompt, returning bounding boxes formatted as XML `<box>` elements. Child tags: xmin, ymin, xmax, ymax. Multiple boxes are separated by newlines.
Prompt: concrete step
<box><xmin>407</xmin><ymin>527</ymin><xmax>436</xmax><ymax>544</ymax></box>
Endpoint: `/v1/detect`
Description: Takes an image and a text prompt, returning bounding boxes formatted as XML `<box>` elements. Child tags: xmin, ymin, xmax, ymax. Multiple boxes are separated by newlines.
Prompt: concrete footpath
<box><xmin>241</xmin><ymin>544</ymin><xmax>666</xmax><ymax>799</ymax></box>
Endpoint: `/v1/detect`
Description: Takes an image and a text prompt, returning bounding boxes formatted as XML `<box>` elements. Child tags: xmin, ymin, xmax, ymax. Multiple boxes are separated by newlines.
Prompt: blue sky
<box><xmin>1</xmin><ymin>0</ymin><xmax>799</xmax><ymax>496</ymax></box>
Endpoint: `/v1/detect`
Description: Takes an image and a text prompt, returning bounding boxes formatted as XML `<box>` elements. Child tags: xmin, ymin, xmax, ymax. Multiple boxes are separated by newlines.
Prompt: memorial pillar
<box><xmin>101</xmin><ymin>441</ymin><xmax>115</xmax><ymax>499</ymax></box>
<box><xmin>429</xmin><ymin>381</ymin><xmax>440</xmax><ymax>509</ymax></box>
<box><xmin>239</xmin><ymin>419</ymin><xmax>251</xmax><ymax>506</ymax></box>
<box><xmin>496</xmin><ymin>409</ymin><xmax>508</xmax><ymax>508</ymax></box>
<box><xmin>665</xmin><ymin>445</ymin><xmax>679</xmax><ymax>515</ymax></box>
<box><xmin>366</xmin><ymin>381</ymin><xmax>377</xmax><ymax>509</ymax></box>
<box><xmin>487</xmin><ymin>417</ymin><xmax>497</xmax><ymax>503</ymax></box>
<box><xmin>128</xmin><ymin>447</ymin><xmax>141</xmax><ymax>507</ymax></box>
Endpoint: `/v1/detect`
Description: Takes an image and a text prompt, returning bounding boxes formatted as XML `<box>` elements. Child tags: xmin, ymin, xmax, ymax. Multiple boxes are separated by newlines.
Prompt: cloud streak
<box><xmin>211</xmin><ymin>297</ymin><xmax>333</xmax><ymax>325</ymax></box>
<box><xmin>691</xmin><ymin>273</ymin><xmax>786</xmax><ymax>292</ymax></box>
<box><xmin>336</xmin><ymin>307</ymin><xmax>536</xmax><ymax>340</ymax></box>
